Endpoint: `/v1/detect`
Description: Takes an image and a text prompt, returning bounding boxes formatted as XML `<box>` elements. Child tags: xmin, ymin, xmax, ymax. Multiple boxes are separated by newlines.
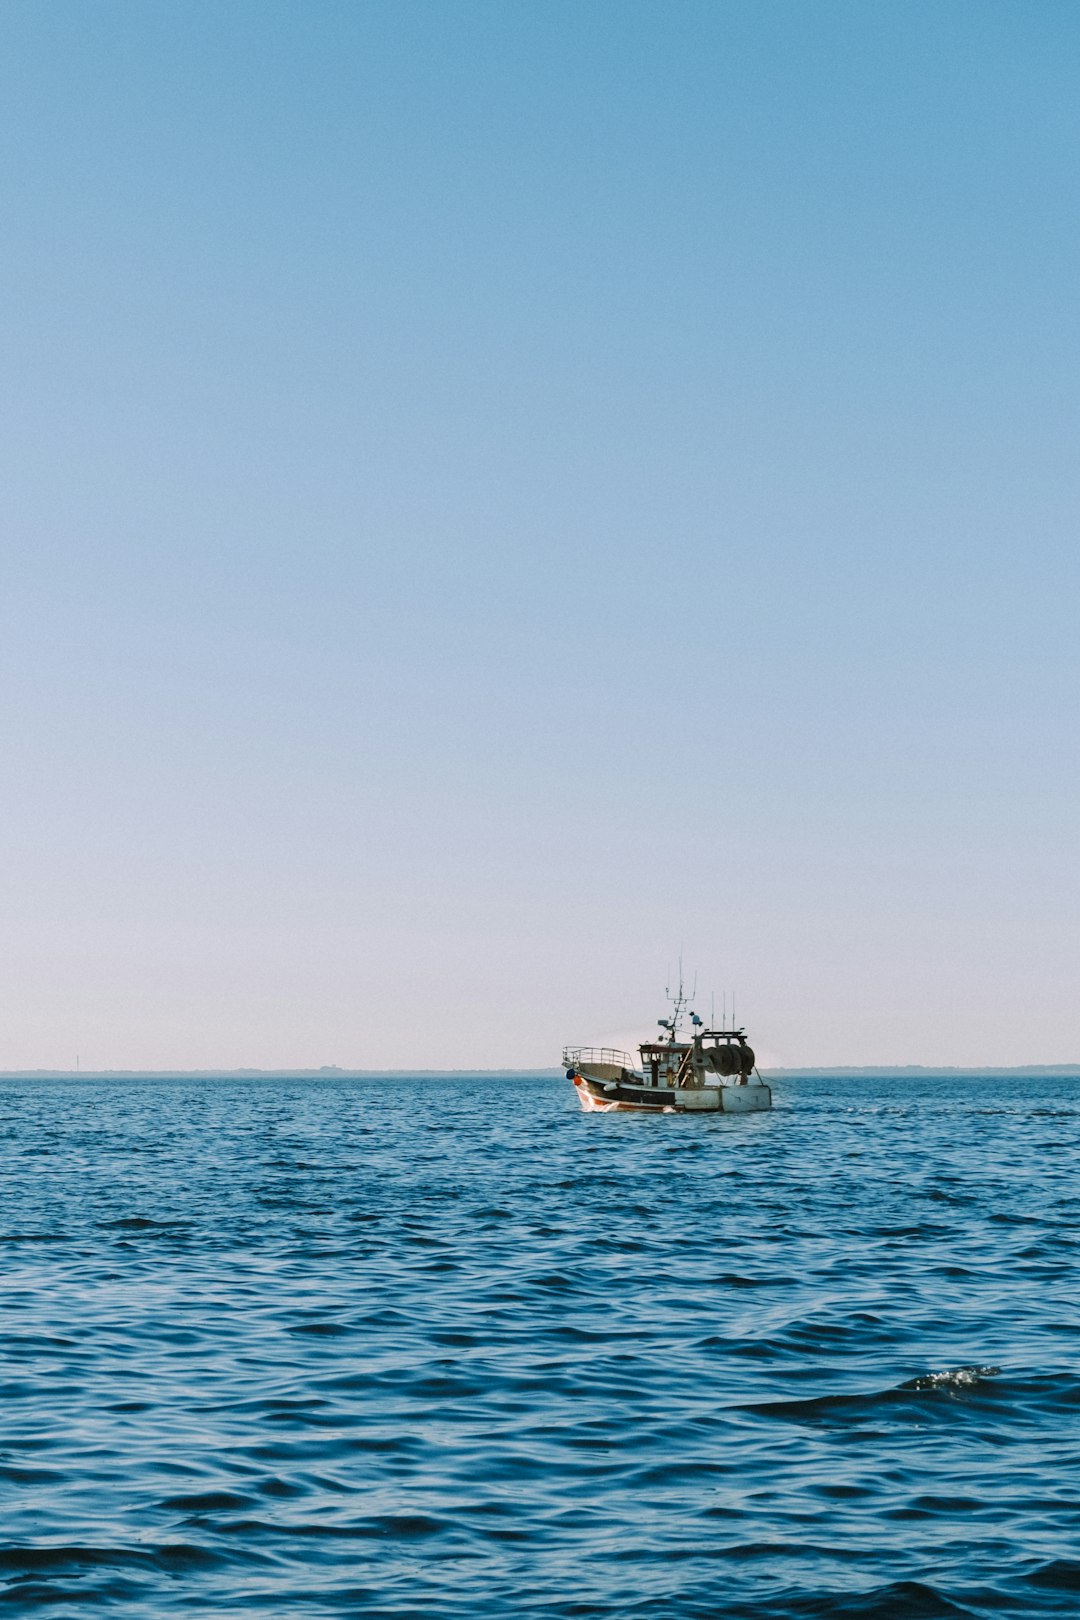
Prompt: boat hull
<box><xmin>572</xmin><ymin>1073</ymin><xmax>771</xmax><ymax>1114</ymax></box>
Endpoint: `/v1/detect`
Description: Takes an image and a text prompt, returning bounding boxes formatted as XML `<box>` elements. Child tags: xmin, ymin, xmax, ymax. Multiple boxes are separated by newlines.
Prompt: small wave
<box><xmin>0</xmin><ymin>1333</ymin><xmax>75</xmax><ymax>1348</ymax></box>
<box><xmin>0</xmin><ymin>1232</ymin><xmax>68</xmax><ymax>1244</ymax></box>
<box><xmin>779</xmin><ymin>1580</ymin><xmax>976</xmax><ymax>1617</ymax></box>
<box><xmin>96</xmin><ymin>1217</ymin><xmax>189</xmax><ymax>1231</ymax></box>
<box><xmin>0</xmin><ymin>1464</ymin><xmax>63</xmax><ymax>1485</ymax></box>
<box><xmin>160</xmin><ymin>1490</ymin><xmax>255</xmax><ymax>1512</ymax></box>
<box><xmin>900</xmin><ymin>1365</ymin><xmax>1001</xmax><ymax>1392</ymax></box>
<box><xmin>0</xmin><ymin>1542</ymin><xmax>225</xmax><ymax>1574</ymax></box>
<box><xmin>712</xmin><ymin>1271</ymin><xmax>793</xmax><ymax>1288</ymax></box>
<box><xmin>745</xmin><ymin>1366</ymin><xmax>1004</xmax><ymax>1424</ymax></box>
<box><xmin>1024</xmin><ymin>1558</ymin><xmax>1080</xmax><ymax>1590</ymax></box>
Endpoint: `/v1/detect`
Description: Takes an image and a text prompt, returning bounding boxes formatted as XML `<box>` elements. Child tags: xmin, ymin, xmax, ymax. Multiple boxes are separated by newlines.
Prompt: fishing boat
<box><xmin>563</xmin><ymin>981</ymin><xmax>771</xmax><ymax>1114</ymax></box>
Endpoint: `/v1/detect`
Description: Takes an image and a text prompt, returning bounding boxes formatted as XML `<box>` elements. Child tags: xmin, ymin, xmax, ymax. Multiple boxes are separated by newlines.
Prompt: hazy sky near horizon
<box><xmin>1</xmin><ymin>0</ymin><xmax>1077</xmax><ymax>1069</ymax></box>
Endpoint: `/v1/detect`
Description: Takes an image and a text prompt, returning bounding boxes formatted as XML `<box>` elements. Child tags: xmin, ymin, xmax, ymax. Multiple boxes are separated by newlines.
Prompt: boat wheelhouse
<box><xmin>563</xmin><ymin>983</ymin><xmax>771</xmax><ymax>1114</ymax></box>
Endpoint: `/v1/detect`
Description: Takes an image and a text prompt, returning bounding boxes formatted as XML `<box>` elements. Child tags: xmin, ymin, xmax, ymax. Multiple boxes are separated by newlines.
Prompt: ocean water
<box><xmin>2</xmin><ymin>1073</ymin><xmax>1079</xmax><ymax>1619</ymax></box>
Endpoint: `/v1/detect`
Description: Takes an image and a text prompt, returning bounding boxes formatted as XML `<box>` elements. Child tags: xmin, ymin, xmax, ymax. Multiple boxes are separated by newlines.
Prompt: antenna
<box><xmin>663</xmin><ymin>957</ymin><xmax>692</xmax><ymax>1040</ymax></box>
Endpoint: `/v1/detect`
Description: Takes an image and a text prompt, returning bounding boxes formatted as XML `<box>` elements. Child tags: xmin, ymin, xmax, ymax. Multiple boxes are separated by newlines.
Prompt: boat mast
<box><xmin>661</xmin><ymin>961</ymin><xmax>697</xmax><ymax>1043</ymax></box>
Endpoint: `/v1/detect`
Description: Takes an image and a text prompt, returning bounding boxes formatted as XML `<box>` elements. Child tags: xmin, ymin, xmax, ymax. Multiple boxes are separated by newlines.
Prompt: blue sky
<box><xmin>1</xmin><ymin>1</ymin><xmax>1076</xmax><ymax>1067</ymax></box>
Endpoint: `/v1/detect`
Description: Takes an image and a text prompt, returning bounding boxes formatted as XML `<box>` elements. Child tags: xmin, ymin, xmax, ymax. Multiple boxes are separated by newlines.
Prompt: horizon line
<box><xmin>2</xmin><ymin>1065</ymin><xmax>1079</xmax><ymax>1079</ymax></box>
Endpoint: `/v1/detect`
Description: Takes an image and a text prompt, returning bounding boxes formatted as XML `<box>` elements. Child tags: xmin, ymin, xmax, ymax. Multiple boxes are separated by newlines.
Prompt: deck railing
<box><xmin>561</xmin><ymin>1046</ymin><xmax>636</xmax><ymax>1071</ymax></box>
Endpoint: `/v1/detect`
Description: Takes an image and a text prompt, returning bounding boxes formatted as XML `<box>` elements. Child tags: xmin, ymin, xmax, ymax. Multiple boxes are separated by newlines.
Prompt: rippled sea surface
<box><xmin>3</xmin><ymin>1074</ymin><xmax>1080</xmax><ymax>1617</ymax></box>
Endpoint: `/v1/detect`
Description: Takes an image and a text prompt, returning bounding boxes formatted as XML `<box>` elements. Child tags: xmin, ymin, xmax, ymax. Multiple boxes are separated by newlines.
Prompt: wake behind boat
<box><xmin>563</xmin><ymin>981</ymin><xmax>771</xmax><ymax>1114</ymax></box>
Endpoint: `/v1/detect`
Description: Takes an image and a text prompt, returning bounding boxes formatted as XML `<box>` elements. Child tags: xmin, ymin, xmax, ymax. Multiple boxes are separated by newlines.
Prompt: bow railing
<box><xmin>562</xmin><ymin>1047</ymin><xmax>637</xmax><ymax>1072</ymax></box>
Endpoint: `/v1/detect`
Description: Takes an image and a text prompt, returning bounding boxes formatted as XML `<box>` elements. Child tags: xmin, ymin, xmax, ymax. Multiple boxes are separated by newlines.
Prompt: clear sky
<box><xmin>1</xmin><ymin>1</ymin><xmax>1076</xmax><ymax>1069</ymax></box>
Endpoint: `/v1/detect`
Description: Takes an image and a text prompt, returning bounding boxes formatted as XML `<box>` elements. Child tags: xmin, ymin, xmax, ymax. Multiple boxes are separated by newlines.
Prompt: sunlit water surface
<box><xmin>2</xmin><ymin>1073</ymin><xmax>1079</xmax><ymax>1617</ymax></box>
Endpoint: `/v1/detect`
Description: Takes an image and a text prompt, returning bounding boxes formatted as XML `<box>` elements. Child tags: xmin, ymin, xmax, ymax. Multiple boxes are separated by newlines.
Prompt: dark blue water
<box><xmin>2</xmin><ymin>1074</ymin><xmax>1079</xmax><ymax>1618</ymax></box>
